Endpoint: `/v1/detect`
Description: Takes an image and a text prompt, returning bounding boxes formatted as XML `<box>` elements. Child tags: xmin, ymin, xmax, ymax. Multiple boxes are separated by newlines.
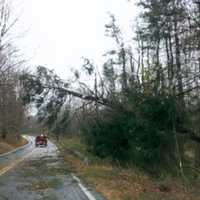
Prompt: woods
<box><xmin>19</xmin><ymin>0</ymin><xmax>200</xmax><ymax>179</ymax></box>
<box><xmin>0</xmin><ymin>0</ymin><xmax>25</xmax><ymax>142</ymax></box>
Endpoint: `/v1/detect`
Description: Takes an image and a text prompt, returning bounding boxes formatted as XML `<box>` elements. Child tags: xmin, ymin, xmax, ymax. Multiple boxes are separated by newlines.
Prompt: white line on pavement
<box><xmin>72</xmin><ymin>174</ymin><xmax>97</xmax><ymax>200</ymax></box>
<box><xmin>0</xmin><ymin>135</ymin><xmax>32</xmax><ymax>158</ymax></box>
<box><xmin>0</xmin><ymin>149</ymin><xmax>35</xmax><ymax>176</ymax></box>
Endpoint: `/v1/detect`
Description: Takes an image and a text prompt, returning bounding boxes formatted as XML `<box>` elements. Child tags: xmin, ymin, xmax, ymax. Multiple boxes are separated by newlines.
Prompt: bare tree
<box><xmin>0</xmin><ymin>0</ymin><xmax>25</xmax><ymax>141</ymax></box>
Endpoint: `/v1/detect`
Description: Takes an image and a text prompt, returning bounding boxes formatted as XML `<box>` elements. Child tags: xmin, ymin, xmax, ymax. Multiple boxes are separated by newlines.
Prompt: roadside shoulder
<box><xmin>0</xmin><ymin>135</ymin><xmax>30</xmax><ymax>157</ymax></box>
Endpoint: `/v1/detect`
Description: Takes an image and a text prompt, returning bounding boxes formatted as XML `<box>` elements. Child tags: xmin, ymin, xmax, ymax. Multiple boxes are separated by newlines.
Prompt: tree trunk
<box><xmin>165</xmin><ymin>36</ymin><xmax>171</xmax><ymax>88</ymax></box>
<box><xmin>168</xmin><ymin>29</ymin><xmax>175</xmax><ymax>92</ymax></box>
<box><xmin>121</xmin><ymin>46</ymin><xmax>128</xmax><ymax>92</ymax></box>
<box><xmin>141</xmin><ymin>40</ymin><xmax>145</xmax><ymax>84</ymax></box>
<box><xmin>174</xmin><ymin>19</ymin><xmax>184</xmax><ymax>103</ymax></box>
<box><xmin>195</xmin><ymin>143</ymin><xmax>200</xmax><ymax>167</ymax></box>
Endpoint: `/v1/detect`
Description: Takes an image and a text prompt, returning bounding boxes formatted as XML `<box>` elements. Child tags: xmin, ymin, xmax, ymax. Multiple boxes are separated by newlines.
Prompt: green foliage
<box><xmin>20</xmin><ymin>66</ymin><xmax>71</xmax><ymax>137</ymax></box>
<box><xmin>82</xmin><ymin>93</ymin><xmax>182</xmax><ymax>174</ymax></box>
<box><xmin>51</xmin><ymin>108</ymin><xmax>70</xmax><ymax>136</ymax></box>
<box><xmin>84</xmin><ymin>110</ymin><xmax>134</xmax><ymax>161</ymax></box>
<box><xmin>19</xmin><ymin>0</ymin><xmax>199</xmax><ymax>181</ymax></box>
<box><xmin>103</xmin><ymin>59</ymin><xmax>116</xmax><ymax>92</ymax></box>
<box><xmin>82</xmin><ymin>58</ymin><xmax>94</xmax><ymax>75</ymax></box>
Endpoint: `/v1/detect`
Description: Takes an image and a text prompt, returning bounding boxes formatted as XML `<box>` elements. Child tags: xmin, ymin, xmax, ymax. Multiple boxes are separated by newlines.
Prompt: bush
<box><xmin>82</xmin><ymin>94</ymin><xmax>181</xmax><ymax>173</ymax></box>
<box><xmin>84</xmin><ymin>111</ymin><xmax>134</xmax><ymax>161</ymax></box>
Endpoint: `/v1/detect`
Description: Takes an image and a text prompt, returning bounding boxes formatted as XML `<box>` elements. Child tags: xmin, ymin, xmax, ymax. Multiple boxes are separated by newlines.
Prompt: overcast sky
<box><xmin>13</xmin><ymin>0</ymin><xmax>138</xmax><ymax>78</ymax></box>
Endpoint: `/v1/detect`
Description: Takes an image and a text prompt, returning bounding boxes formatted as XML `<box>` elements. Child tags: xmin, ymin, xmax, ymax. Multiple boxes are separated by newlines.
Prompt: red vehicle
<box><xmin>35</xmin><ymin>135</ymin><xmax>47</xmax><ymax>147</ymax></box>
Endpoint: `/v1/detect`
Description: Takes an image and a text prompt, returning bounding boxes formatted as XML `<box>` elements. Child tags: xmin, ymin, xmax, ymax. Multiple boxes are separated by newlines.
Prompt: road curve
<box><xmin>0</xmin><ymin>135</ymin><xmax>35</xmax><ymax>173</ymax></box>
<box><xmin>0</xmin><ymin>135</ymin><xmax>105</xmax><ymax>200</ymax></box>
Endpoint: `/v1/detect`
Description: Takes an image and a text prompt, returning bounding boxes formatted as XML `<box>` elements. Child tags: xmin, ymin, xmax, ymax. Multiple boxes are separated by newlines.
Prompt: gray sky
<box><xmin>13</xmin><ymin>0</ymin><xmax>138</xmax><ymax>78</ymax></box>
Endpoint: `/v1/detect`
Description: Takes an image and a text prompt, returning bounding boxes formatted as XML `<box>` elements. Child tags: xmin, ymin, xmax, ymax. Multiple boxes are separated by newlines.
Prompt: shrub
<box><xmin>82</xmin><ymin>94</ymin><xmax>182</xmax><ymax>174</ymax></box>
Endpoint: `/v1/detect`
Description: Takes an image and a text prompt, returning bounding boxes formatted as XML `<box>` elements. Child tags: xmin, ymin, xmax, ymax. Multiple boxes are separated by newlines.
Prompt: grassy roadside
<box><xmin>56</xmin><ymin>136</ymin><xmax>199</xmax><ymax>200</ymax></box>
<box><xmin>0</xmin><ymin>135</ymin><xmax>28</xmax><ymax>155</ymax></box>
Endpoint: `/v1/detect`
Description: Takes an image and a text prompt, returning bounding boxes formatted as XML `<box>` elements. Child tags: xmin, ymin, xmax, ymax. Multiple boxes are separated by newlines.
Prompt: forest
<box><xmin>1</xmin><ymin>0</ymin><xmax>200</xmax><ymax>184</ymax></box>
<box><xmin>0</xmin><ymin>0</ymin><xmax>25</xmax><ymax>145</ymax></box>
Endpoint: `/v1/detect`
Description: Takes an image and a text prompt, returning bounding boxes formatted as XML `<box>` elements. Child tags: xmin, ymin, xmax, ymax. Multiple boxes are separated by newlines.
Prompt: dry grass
<box><xmin>57</xmin><ymin>136</ymin><xmax>200</xmax><ymax>200</ymax></box>
<box><xmin>0</xmin><ymin>135</ymin><xmax>28</xmax><ymax>154</ymax></box>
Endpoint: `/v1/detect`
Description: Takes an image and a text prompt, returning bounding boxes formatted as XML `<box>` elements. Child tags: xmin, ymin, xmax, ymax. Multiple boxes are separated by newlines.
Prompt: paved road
<box><xmin>0</xmin><ymin>136</ymin><xmax>105</xmax><ymax>200</ymax></box>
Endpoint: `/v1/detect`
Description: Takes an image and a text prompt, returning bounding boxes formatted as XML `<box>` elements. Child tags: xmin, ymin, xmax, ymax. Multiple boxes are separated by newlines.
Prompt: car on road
<box><xmin>35</xmin><ymin>135</ymin><xmax>47</xmax><ymax>147</ymax></box>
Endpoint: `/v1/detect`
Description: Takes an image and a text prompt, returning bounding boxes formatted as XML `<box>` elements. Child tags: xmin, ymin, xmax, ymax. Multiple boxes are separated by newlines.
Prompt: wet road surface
<box><xmin>0</xmin><ymin>136</ymin><xmax>105</xmax><ymax>200</ymax></box>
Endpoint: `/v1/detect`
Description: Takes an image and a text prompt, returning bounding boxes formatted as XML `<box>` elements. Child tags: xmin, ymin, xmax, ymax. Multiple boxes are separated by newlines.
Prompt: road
<box><xmin>0</xmin><ymin>136</ymin><xmax>105</xmax><ymax>200</ymax></box>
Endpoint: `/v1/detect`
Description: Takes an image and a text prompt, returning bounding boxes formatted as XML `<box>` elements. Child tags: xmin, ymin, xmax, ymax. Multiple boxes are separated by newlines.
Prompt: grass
<box><xmin>83</xmin><ymin>166</ymin><xmax>120</xmax><ymax>179</ymax></box>
<box><xmin>56</xmin><ymin>135</ymin><xmax>200</xmax><ymax>200</ymax></box>
<box><xmin>58</xmin><ymin>136</ymin><xmax>87</xmax><ymax>155</ymax></box>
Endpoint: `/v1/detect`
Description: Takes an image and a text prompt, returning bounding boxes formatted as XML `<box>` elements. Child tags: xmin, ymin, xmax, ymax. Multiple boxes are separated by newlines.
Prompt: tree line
<box><xmin>21</xmin><ymin>0</ymin><xmax>200</xmax><ymax>177</ymax></box>
<box><xmin>0</xmin><ymin>0</ymin><xmax>25</xmax><ymax>142</ymax></box>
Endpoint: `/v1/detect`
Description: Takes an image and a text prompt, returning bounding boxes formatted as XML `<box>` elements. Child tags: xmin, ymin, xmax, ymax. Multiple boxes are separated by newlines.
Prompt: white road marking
<box><xmin>0</xmin><ymin>149</ymin><xmax>35</xmax><ymax>176</ymax></box>
<box><xmin>72</xmin><ymin>174</ymin><xmax>97</xmax><ymax>200</ymax></box>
